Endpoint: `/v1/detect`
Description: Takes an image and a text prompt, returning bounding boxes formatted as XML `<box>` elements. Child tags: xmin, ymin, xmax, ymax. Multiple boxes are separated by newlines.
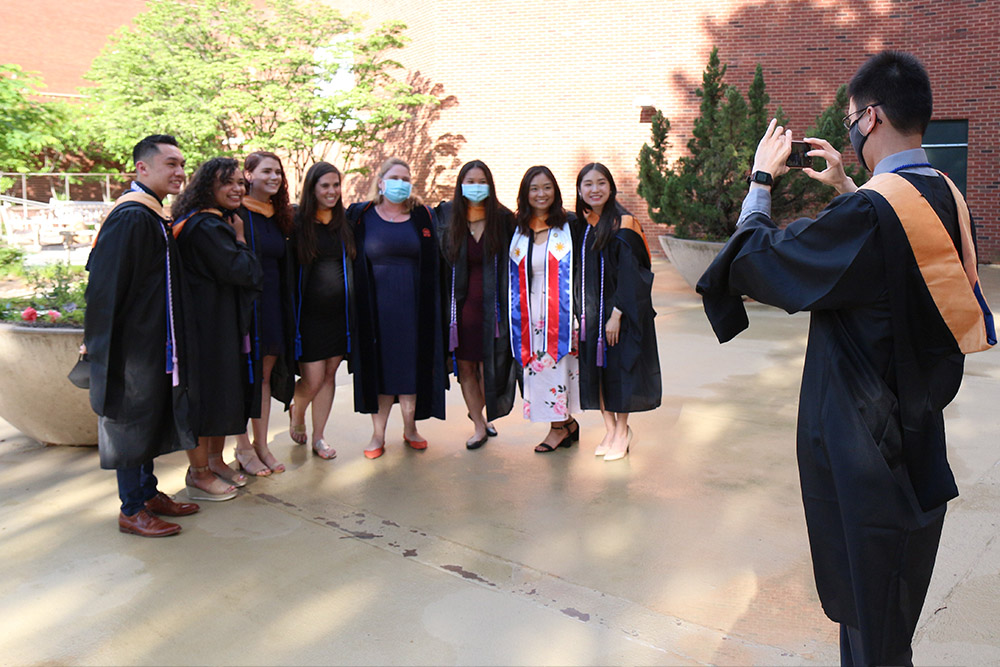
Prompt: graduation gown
<box><xmin>237</xmin><ymin>203</ymin><xmax>296</xmax><ymax>414</ymax></box>
<box><xmin>697</xmin><ymin>172</ymin><xmax>994</xmax><ymax>664</ymax></box>
<box><xmin>347</xmin><ymin>201</ymin><xmax>446</xmax><ymax>420</ymax></box>
<box><xmin>174</xmin><ymin>209</ymin><xmax>263</xmax><ymax>436</ymax></box>
<box><xmin>84</xmin><ymin>191</ymin><xmax>197</xmax><ymax>469</ymax></box>
<box><xmin>578</xmin><ymin>215</ymin><xmax>661</xmax><ymax>413</ymax></box>
<box><xmin>434</xmin><ymin>200</ymin><xmax>516</xmax><ymax>421</ymax></box>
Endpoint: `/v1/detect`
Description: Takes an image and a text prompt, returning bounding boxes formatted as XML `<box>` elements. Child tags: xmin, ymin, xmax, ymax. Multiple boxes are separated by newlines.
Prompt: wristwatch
<box><xmin>747</xmin><ymin>170</ymin><xmax>773</xmax><ymax>186</ymax></box>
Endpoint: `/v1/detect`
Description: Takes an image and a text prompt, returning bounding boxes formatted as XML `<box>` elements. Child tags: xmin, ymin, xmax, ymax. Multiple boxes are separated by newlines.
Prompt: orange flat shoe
<box><xmin>403</xmin><ymin>435</ymin><xmax>428</xmax><ymax>450</ymax></box>
<box><xmin>364</xmin><ymin>446</ymin><xmax>385</xmax><ymax>460</ymax></box>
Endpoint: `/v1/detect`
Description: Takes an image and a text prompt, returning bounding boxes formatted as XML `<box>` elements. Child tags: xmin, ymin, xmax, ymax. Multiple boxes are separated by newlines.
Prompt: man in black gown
<box><xmin>85</xmin><ymin>135</ymin><xmax>200</xmax><ymax>537</ymax></box>
<box><xmin>698</xmin><ymin>52</ymin><xmax>995</xmax><ymax>665</ymax></box>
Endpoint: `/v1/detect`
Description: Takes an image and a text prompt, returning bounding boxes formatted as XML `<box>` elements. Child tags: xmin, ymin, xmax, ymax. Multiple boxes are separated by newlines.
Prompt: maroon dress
<box><xmin>455</xmin><ymin>233</ymin><xmax>484</xmax><ymax>361</ymax></box>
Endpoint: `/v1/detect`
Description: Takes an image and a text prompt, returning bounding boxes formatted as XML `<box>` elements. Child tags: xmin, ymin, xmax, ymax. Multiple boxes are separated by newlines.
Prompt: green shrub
<box><xmin>637</xmin><ymin>47</ymin><xmax>863</xmax><ymax>240</ymax></box>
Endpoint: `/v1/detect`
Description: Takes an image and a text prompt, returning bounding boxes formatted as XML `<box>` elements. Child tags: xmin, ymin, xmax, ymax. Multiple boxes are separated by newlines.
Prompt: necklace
<box><xmin>377</xmin><ymin>203</ymin><xmax>406</xmax><ymax>222</ymax></box>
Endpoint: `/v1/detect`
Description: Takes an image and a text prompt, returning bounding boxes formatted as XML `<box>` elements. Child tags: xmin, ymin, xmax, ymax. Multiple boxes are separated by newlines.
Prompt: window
<box><xmin>923</xmin><ymin>120</ymin><xmax>968</xmax><ymax>196</ymax></box>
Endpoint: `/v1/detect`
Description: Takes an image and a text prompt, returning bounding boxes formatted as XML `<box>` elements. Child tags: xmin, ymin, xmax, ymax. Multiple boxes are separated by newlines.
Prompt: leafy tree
<box><xmin>637</xmin><ymin>49</ymin><xmax>857</xmax><ymax>239</ymax></box>
<box><xmin>83</xmin><ymin>0</ymin><xmax>438</xmax><ymax>175</ymax></box>
<box><xmin>0</xmin><ymin>65</ymin><xmax>64</xmax><ymax>172</ymax></box>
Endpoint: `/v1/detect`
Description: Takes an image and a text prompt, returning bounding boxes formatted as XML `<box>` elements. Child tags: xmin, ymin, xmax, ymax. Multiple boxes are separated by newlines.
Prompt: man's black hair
<box><xmin>132</xmin><ymin>134</ymin><xmax>179</xmax><ymax>167</ymax></box>
<box><xmin>848</xmin><ymin>50</ymin><xmax>932</xmax><ymax>135</ymax></box>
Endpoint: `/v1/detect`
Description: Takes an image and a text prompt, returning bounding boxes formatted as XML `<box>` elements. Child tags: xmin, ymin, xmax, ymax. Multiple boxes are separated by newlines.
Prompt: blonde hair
<box><xmin>367</xmin><ymin>156</ymin><xmax>422</xmax><ymax>209</ymax></box>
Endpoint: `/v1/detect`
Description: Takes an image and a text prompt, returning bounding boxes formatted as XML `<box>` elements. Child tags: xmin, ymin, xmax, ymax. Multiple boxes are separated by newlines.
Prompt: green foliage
<box><xmin>83</xmin><ymin>0</ymin><xmax>438</xmax><ymax>175</ymax></box>
<box><xmin>0</xmin><ymin>65</ymin><xmax>65</xmax><ymax>172</ymax></box>
<box><xmin>0</xmin><ymin>262</ymin><xmax>87</xmax><ymax>327</ymax></box>
<box><xmin>637</xmin><ymin>50</ymin><xmax>860</xmax><ymax>239</ymax></box>
<box><xmin>0</xmin><ymin>243</ymin><xmax>27</xmax><ymax>276</ymax></box>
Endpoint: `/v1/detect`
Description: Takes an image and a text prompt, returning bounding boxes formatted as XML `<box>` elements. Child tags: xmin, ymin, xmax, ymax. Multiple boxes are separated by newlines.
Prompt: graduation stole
<box><xmin>860</xmin><ymin>172</ymin><xmax>995</xmax><ymax>353</ymax></box>
<box><xmin>508</xmin><ymin>221</ymin><xmax>573</xmax><ymax>366</ymax></box>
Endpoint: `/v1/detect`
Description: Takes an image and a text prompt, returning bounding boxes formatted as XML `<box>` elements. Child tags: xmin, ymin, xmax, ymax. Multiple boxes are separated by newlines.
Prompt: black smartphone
<box><xmin>786</xmin><ymin>141</ymin><xmax>814</xmax><ymax>168</ymax></box>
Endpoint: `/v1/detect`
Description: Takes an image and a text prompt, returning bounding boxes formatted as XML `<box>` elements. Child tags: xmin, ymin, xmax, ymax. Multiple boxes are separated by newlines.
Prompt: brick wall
<box><xmin>3</xmin><ymin>0</ymin><xmax>997</xmax><ymax>259</ymax></box>
<box><xmin>333</xmin><ymin>0</ymin><xmax>1000</xmax><ymax>261</ymax></box>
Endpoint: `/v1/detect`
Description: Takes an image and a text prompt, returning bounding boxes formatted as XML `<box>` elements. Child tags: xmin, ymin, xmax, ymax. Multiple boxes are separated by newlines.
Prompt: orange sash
<box><xmin>860</xmin><ymin>172</ymin><xmax>993</xmax><ymax>353</ymax></box>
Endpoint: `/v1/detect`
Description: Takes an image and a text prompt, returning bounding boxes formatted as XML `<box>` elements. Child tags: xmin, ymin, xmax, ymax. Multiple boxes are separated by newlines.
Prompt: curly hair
<box><xmin>171</xmin><ymin>157</ymin><xmax>239</xmax><ymax>220</ymax></box>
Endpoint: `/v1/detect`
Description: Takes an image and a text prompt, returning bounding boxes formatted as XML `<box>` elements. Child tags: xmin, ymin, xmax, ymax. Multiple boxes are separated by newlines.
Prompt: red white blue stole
<box><xmin>509</xmin><ymin>222</ymin><xmax>574</xmax><ymax>366</ymax></box>
<box><xmin>860</xmin><ymin>171</ymin><xmax>995</xmax><ymax>353</ymax></box>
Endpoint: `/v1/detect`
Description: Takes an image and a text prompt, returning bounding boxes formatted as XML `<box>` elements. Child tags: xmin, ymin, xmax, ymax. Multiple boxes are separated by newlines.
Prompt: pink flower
<box><xmin>47</xmin><ymin>310</ymin><xmax>61</xmax><ymax>323</ymax></box>
<box><xmin>523</xmin><ymin>401</ymin><xmax>531</xmax><ymax>419</ymax></box>
<box><xmin>21</xmin><ymin>307</ymin><xmax>38</xmax><ymax>323</ymax></box>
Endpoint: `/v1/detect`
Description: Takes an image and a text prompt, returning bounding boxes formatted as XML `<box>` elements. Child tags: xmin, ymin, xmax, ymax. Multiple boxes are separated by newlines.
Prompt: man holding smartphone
<box><xmin>699</xmin><ymin>51</ymin><xmax>995</xmax><ymax>665</ymax></box>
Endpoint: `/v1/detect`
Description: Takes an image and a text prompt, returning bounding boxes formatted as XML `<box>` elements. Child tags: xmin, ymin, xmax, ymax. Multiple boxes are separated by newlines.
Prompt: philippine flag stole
<box><xmin>509</xmin><ymin>223</ymin><xmax>574</xmax><ymax>367</ymax></box>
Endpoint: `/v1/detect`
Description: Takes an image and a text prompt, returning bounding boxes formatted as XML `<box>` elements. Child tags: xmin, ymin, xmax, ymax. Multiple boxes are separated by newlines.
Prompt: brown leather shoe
<box><xmin>118</xmin><ymin>510</ymin><xmax>181</xmax><ymax>537</ymax></box>
<box><xmin>145</xmin><ymin>492</ymin><xmax>199</xmax><ymax>517</ymax></box>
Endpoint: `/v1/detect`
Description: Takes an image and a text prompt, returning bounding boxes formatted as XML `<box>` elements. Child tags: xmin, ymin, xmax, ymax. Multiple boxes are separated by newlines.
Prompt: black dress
<box><xmin>297</xmin><ymin>222</ymin><xmax>349</xmax><ymax>362</ymax></box>
<box><xmin>362</xmin><ymin>206</ymin><xmax>420</xmax><ymax>394</ymax></box>
<box><xmin>174</xmin><ymin>210</ymin><xmax>263</xmax><ymax>436</ymax></box>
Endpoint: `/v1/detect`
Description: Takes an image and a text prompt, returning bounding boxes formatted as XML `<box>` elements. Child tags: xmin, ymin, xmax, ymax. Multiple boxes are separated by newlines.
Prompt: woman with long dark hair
<box><xmin>287</xmin><ymin>162</ymin><xmax>354</xmax><ymax>460</ymax></box>
<box><xmin>575</xmin><ymin>163</ymin><xmax>661</xmax><ymax>461</ymax></box>
<box><xmin>230</xmin><ymin>151</ymin><xmax>296</xmax><ymax>477</ymax></box>
<box><xmin>509</xmin><ymin>165</ymin><xmax>580</xmax><ymax>453</ymax></box>
<box><xmin>171</xmin><ymin>157</ymin><xmax>263</xmax><ymax>500</ymax></box>
<box><xmin>435</xmin><ymin>160</ymin><xmax>516</xmax><ymax>449</ymax></box>
<box><xmin>348</xmin><ymin>157</ymin><xmax>445</xmax><ymax>459</ymax></box>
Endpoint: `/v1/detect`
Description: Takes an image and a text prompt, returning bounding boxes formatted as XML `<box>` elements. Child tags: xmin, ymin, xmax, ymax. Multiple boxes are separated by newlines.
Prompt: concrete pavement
<box><xmin>1</xmin><ymin>258</ymin><xmax>998</xmax><ymax>666</ymax></box>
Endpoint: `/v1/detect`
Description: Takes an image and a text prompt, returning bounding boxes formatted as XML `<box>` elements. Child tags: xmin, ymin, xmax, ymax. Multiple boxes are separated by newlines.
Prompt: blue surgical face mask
<box><xmin>461</xmin><ymin>183</ymin><xmax>490</xmax><ymax>203</ymax></box>
<box><xmin>382</xmin><ymin>178</ymin><xmax>411</xmax><ymax>204</ymax></box>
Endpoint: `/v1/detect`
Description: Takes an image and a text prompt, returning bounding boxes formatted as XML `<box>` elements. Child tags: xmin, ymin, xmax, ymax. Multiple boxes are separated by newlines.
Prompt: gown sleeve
<box><xmin>187</xmin><ymin>217</ymin><xmax>264</xmax><ymax>290</ymax></box>
<box><xmin>698</xmin><ymin>192</ymin><xmax>884</xmax><ymax>342</ymax></box>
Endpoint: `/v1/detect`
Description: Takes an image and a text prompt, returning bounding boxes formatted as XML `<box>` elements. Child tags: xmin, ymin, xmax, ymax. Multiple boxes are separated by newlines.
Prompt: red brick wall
<box><xmin>334</xmin><ymin>0</ymin><xmax>1000</xmax><ymax>261</ymax></box>
<box><xmin>3</xmin><ymin>0</ymin><xmax>997</xmax><ymax>259</ymax></box>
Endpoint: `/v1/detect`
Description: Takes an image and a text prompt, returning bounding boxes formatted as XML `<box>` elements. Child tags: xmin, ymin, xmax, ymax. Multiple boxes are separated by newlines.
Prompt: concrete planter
<box><xmin>659</xmin><ymin>235</ymin><xmax>727</xmax><ymax>290</ymax></box>
<box><xmin>0</xmin><ymin>323</ymin><xmax>97</xmax><ymax>445</ymax></box>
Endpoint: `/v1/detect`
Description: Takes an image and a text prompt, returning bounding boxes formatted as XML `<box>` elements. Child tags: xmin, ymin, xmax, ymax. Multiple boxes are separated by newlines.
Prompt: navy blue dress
<box><xmin>363</xmin><ymin>207</ymin><xmax>420</xmax><ymax>395</ymax></box>
<box><xmin>252</xmin><ymin>214</ymin><xmax>287</xmax><ymax>356</ymax></box>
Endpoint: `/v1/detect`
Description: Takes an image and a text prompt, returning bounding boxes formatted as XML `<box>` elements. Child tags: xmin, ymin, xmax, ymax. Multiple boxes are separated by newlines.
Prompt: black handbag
<box><xmin>68</xmin><ymin>353</ymin><xmax>90</xmax><ymax>389</ymax></box>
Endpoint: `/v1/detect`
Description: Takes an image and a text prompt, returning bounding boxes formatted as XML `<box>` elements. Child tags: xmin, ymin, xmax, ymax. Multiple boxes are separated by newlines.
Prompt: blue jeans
<box><xmin>117</xmin><ymin>462</ymin><xmax>158</xmax><ymax>516</ymax></box>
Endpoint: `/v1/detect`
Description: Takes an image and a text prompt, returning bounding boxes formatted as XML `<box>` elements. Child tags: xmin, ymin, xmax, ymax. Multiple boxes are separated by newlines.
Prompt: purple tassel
<box><xmin>449</xmin><ymin>321</ymin><xmax>459</xmax><ymax>351</ymax></box>
<box><xmin>242</xmin><ymin>333</ymin><xmax>251</xmax><ymax>354</ymax></box>
<box><xmin>596</xmin><ymin>338</ymin><xmax>605</xmax><ymax>367</ymax></box>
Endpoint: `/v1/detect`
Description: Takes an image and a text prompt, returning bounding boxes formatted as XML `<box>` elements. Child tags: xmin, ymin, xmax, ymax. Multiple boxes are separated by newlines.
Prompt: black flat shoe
<box><xmin>466</xmin><ymin>434</ymin><xmax>489</xmax><ymax>450</ymax></box>
<box><xmin>486</xmin><ymin>424</ymin><xmax>498</xmax><ymax>438</ymax></box>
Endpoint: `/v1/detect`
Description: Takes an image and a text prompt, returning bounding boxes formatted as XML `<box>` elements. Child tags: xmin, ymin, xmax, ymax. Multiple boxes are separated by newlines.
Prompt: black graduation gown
<box><xmin>697</xmin><ymin>174</ymin><xmax>969</xmax><ymax>664</ymax></box>
<box><xmin>434</xmin><ymin>200</ymin><xmax>516</xmax><ymax>421</ymax></box>
<box><xmin>175</xmin><ymin>211</ymin><xmax>263</xmax><ymax>436</ymax></box>
<box><xmin>347</xmin><ymin>201</ymin><xmax>446</xmax><ymax>420</ymax></box>
<box><xmin>237</xmin><ymin>205</ymin><xmax>296</xmax><ymax>414</ymax></box>
<box><xmin>84</xmin><ymin>198</ymin><xmax>198</xmax><ymax>469</ymax></box>
<box><xmin>578</xmin><ymin>224</ymin><xmax>661</xmax><ymax>413</ymax></box>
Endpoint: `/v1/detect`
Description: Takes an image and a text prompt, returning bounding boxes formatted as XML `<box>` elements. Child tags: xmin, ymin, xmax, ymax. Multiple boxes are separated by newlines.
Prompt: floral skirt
<box><xmin>522</xmin><ymin>322</ymin><xmax>580</xmax><ymax>423</ymax></box>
